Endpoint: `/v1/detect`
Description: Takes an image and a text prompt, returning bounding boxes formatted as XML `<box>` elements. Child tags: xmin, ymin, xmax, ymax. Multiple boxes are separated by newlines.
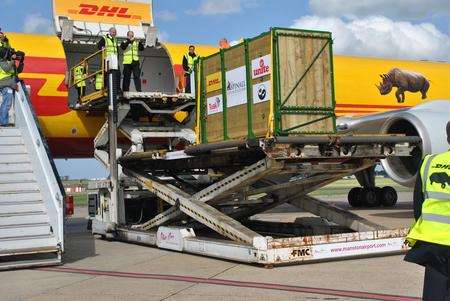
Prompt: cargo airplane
<box><xmin>3</xmin><ymin>0</ymin><xmax>450</xmax><ymax>190</ymax></box>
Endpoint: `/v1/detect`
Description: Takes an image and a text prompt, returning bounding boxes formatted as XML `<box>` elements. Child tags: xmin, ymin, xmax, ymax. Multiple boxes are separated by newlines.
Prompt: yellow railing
<box><xmin>69</xmin><ymin>49</ymin><xmax>107</xmax><ymax>104</ymax></box>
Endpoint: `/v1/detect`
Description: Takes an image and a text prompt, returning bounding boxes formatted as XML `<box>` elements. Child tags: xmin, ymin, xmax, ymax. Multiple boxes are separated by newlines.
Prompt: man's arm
<box><xmin>121</xmin><ymin>39</ymin><xmax>131</xmax><ymax>50</ymax></box>
<box><xmin>97</xmin><ymin>37</ymin><xmax>105</xmax><ymax>50</ymax></box>
<box><xmin>413</xmin><ymin>160</ymin><xmax>425</xmax><ymax>221</ymax></box>
<box><xmin>138</xmin><ymin>41</ymin><xmax>145</xmax><ymax>51</ymax></box>
<box><xmin>16</xmin><ymin>58</ymin><xmax>24</xmax><ymax>74</ymax></box>
<box><xmin>182</xmin><ymin>55</ymin><xmax>189</xmax><ymax>72</ymax></box>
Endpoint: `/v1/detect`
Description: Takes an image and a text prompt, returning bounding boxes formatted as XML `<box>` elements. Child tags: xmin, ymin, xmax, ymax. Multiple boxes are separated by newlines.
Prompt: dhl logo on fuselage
<box><xmin>53</xmin><ymin>0</ymin><xmax>152</xmax><ymax>26</ymax></box>
<box><xmin>21</xmin><ymin>56</ymin><xmax>69</xmax><ymax>116</ymax></box>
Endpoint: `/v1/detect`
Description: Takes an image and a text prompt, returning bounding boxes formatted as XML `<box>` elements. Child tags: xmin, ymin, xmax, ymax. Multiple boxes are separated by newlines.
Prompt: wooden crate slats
<box><xmin>203</xmin><ymin>54</ymin><xmax>223</xmax><ymax>142</ymax></box>
<box><xmin>197</xmin><ymin>27</ymin><xmax>336</xmax><ymax>143</ymax></box>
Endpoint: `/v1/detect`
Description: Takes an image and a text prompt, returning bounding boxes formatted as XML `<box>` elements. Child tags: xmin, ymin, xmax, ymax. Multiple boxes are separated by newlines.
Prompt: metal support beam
<box><xmin>126</xmin><ymin>169</ymin><xmax>264</xmax><ymax>245</ymax></box>
<box><xmin>289</xmin><ymin>195</ymin><xmax>385</xmax><ymax>232</ymax></box>
<box><xmin>133</xmin><ymin>159</ymin><xmax>280</xmax><ymax>231</ymax></box>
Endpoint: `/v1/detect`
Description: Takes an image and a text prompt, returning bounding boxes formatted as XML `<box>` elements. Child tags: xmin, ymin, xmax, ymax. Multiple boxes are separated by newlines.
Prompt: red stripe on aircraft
<box><xmin>22</xmin><ymin>78</ymin><xmax>70</xmax><ymax>116</ymax></box>
<box><xmin>336</xmin><ymin>103</ymin><xmax>411</xmax><ymax>109</ymax></box>
<box><xmin>23</xmin><ymin>56</ymin><xmax>67</xmax><ymax>74</ymax></box>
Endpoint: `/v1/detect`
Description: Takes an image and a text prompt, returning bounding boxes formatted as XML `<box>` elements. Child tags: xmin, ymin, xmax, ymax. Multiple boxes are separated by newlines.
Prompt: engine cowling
<box><xmin>380</xmin><ymin>100</ymin><xmax>450</xmax><ymax>187</ymax></box>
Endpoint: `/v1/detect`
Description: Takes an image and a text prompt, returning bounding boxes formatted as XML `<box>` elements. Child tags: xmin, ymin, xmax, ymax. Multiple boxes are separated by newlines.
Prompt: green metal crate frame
<box><xmin>198</xmin><ymin>27</ymin><xmax>336</xmax><ymax>144</ymax></box>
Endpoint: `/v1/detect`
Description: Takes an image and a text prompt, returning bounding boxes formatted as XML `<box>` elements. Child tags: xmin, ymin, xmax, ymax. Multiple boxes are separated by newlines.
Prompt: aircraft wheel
<box><xmin>379</xmin><ymin>186</ymin><xmax>398</xmax><ymax>207</ymax></box>
<box><xmin>348</xmin><ymin>187</ymin><xmax>363</xmax><ymax>207</ymax></box>
<box><xmin>362</xmin><ymin>188</ymin><xmax>380</xmax><ymax>207</ymax></box>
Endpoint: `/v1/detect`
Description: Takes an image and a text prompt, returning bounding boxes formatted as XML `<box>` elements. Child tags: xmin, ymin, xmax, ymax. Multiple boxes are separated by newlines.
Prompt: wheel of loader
<box><xmin>379</xmin><ymin>186</ymin><xmax>398</xmax><ymax>207</ymax></box>
<box><xmin>348</xmin><ymin>187</ymin><xmax>363</xmax><ymax>207</ymax></box>
<box><xmin>362</xmin><ymin>188</ymin><xmax>381</xmax><ymax>207</ymax></box>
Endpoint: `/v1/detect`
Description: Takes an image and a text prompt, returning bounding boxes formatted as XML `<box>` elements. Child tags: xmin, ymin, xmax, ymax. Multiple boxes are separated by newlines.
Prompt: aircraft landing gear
<box><xmin>347</xmin><ymin>167</ymin><xmax>398</xmax><ymax>208</ymax></box>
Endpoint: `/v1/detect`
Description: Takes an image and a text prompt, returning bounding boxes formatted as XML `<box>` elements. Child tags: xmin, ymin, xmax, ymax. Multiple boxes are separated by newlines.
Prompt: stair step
<box><xmin>0</xmin><ymin>203</ymin><xmax>45</xmax><ymax>215</ymax></box>
<box><xmin>0</xmin><ymin>191</ymin><xmax>42</xmax><ymax>203</ymax></box>
<box><xmin>0</xmin><ymin>236</ymin><xmax>58</xmax><ymax>255</ymax></box>
<box><xmin>0</xmin><ymin>172</ymin><xmax>35</xmax><ymax>182</ymax></box>
<box><xmin>0</xmin><ymin>178</ymin><xmax>37</xmax><ymax>184</ymax></box>
<box><xmin>0</xmin><ymin>224</ymin><xmax>51</xmax><ymax>239</ymax></box>
<box><xmin>0</xmin><ymin>154</ymin><xmax>30</xmax><ymax>164</ymax></box>
<box><xmin>0</xmin><ymin>162</ymin><xmax>33</xmax><ymax>173</ymax></box>
<box><xmin>0</xmin><ymin>213</ymin><xmax>49</xmax><ymax>227</ymax></box>
<box><xmin>0</xmin><ymin>182</ymin><xmax>39</xmax><ymax>193</ymax></box>
<box><xmin>0</xmin><ymin>145</ymin><xmax>27</xmax><ymax>154</ymax></box>
<box><xmin>0</xmin><ymin>128</ymin><xmax>21</xmax><ymax>137</ymax></box>
<box><xmin>0</xmin><ymin>136</ymin><xmax>23</xmax><ymax>145</ymax></box>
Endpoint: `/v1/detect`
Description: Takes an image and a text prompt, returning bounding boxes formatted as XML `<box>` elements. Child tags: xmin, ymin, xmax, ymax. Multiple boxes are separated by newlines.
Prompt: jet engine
<box><xmin>381</xmin><ymin>100</ymin><xmax>450</xmax><ymax>187</ymax></box>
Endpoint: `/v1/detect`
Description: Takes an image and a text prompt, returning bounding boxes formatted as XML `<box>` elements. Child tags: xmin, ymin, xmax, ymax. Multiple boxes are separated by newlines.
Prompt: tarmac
<box><xmin>1</xmin><ymin>192</ymin><xmax>423</xmax><ymax>301</ymax></box>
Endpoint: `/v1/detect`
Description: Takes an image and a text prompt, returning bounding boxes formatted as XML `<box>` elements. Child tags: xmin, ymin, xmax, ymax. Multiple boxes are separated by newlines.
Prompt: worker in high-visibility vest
<box><xmin>405</xmin><ymin>121</ymin><xmax>450</xmax><ymax>300</ymax></box>
<box><xmin>97</xmin><ymin>27</ymin><xmax>119</xmax><ymax>92</ymax></box>
<box><xmin>73</xmin><ymin>64</ymin><xmax>86</xmax><ymax>100</ymax></box>
<box><xmin>120</xmin><ymin>30</ymin><xmax>144</xmax><ymax>92</ymax></box>
<box><xmin>0</xmin><ymin>53</ymin><xmax>23</xmax><ymax>126</ymax></box>
<box><xmin>95</xmin><ymin>73</ymin><xmax>103</xmax><ymax>91</ymax></box>
<box><xmin>97</xmin><ymin>27</ymin><xmax>118</xmax><ymax>68</ymax></box>
<box><xmin>182</xmin><ymin>45</ymin><xmax>199</xmax><ymax>93</ymax></box>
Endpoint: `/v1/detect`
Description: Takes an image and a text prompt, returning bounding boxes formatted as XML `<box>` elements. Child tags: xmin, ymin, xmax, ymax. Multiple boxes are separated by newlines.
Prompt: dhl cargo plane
<box><xmin>3</xmin><ymin>0</ymin><xmax>450</xmax><ymax>188</ymax></box>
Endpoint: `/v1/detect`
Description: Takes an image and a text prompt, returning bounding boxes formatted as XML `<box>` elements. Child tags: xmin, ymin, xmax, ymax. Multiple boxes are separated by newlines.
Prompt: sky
<box><xmin>1</xmin><ymin>0</ymin><xmax>450</xmax><ymax>179</ymax></box>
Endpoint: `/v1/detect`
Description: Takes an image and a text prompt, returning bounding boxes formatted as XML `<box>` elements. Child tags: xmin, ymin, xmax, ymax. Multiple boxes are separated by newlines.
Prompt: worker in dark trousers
<box><xmin>121</xmin><ymin>30</ymin><xmax>144</xmax><ymax>92</ymax></box>
<box><xmin>182</xmin><ymin>45</ymin><xmax>198</xmax><ymax>94</ymax></box>
<box><xmin>73</xmin><ymin>63</ymin><xmax>86</xmax><ymax>100</ymax></box>
<box><xmin>120</xmin><ymin>31</ymin><xmax>144</xmax><ymax>122</ymax></box>
<box><xmin>405</xmin><ymin>121</ymin><xmax>450</xmax><ymax>301</ymax></box>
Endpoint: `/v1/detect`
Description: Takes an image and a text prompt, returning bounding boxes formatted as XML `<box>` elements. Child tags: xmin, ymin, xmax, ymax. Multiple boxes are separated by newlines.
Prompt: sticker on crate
<box><xmin>226</xmin><ymin>66</ymin><xmax>247</xmax><ymax>108</ymax></box>
<box><xmin>206</xmin><ymin>71</ymin><xmax>221</xmax><ymax>93</ymax></box>
<box><xmin>207</xmin><ymin>94</ymin><xmax>223</xmax><ymax>115</ymax></box>
<box><xmin>253</xmin><ymin>80</ymin><xmax>271</xmax><ymax>104</ymax></box>
<box><xmin>251</xmin><ymin>54</ymin><xmax>271</xmax><ymax>79</ymax></box>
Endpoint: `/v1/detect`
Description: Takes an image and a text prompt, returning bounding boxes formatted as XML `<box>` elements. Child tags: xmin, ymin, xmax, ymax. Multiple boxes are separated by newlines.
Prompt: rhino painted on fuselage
<box><xmin>376</xmin><ymin>68</ymin><xmax>430</xmax><ymax>103</ymax></box>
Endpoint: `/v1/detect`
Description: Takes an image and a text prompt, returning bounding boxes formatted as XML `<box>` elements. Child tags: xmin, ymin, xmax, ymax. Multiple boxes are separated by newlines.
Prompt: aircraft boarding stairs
<box><xmin>0</xmin><ymin>82</ymin><xmax>64</xmax><ymax>270</ymax></box>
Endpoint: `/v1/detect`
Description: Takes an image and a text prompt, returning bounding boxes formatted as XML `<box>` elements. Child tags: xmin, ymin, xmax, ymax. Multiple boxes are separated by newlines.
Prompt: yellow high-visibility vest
<box><xmin>73</xmin><ymin>65</ymin><xmax>86</xmax><ymax>88</ymax></box>
<box><xmin>104</xmin><ymin>35</ymin><xmax>118</xmax><ymax>57</ymax></box>
<box><xmin>95</xmin><ymin>74</ymin><xmax>103</xmax><ymax>90</ymax></box>
<box><xmin>123</xmin><ymin>40</ymin><xmax>139</xmax><ymax>65</ymax></box>
<box><xmin>184</xmin><ymin>53</ymin><xmax>199</xmax><ymax>74</ymax></box>
<box><xmin>407</xmin><ymin>151</ymin><xmax>450</xmax><ymax>246</ymax></box>
<box><xmin>0</xmin><ymin>62</ymin><xmax>14</xmax><ymax>80</ymax></box>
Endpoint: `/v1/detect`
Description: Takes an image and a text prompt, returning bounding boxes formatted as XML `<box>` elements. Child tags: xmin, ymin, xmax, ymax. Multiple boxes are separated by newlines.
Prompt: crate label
<box><xmin>251</xmin><ymin>54</ymin><xmax>271</xmax><ymax>79</ymax></box>
<box><xmin>253</xmin><ymin>80</ymin><xmax>271</xmax><ymax>104</ymax></box>
<box><xmin>205</xmin><ymin>72</ymin><xmax>221</xmax><ymax>93</ymax></box>
<box><xmin>207</xmin><ymin>94</ymin><xmax>223</xmax><ymax>115</ymax></box>
<box><xmin>226</xmin><ymin>66</ymin><xmax>247</xmax><ymax>108</ymax></box>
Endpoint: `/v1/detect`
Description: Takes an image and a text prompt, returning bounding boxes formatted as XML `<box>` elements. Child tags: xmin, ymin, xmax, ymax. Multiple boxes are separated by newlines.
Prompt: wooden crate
<box><xmin>198</xmin><ymin>28</ymin><xmax>335</xmax><ymax>144</ymax></box>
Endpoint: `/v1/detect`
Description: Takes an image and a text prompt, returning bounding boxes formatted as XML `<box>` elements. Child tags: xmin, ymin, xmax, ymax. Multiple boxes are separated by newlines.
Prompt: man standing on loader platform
<box><xmin>73</xmin><ymin>62</ymin><xmax>86</xmax><ymax>100</ymax></box>
<box><xmin>405</xmin><ymin>121</ymin><xmax>450</xmax><ymax>300</ymax></box>
<box><xmin>120</xmin><ymin>30</ymin><xmax>144</xmax><ymax>92</ymax></box>
<box><xmin>182</xmin><ymin>45</ymin><xmax>199</xmax><ymax>94</ymax></box>
<box><xmin>97</xmin><ymin>27</ymin><xmax>119</xmax><ymax>91</ymax></box>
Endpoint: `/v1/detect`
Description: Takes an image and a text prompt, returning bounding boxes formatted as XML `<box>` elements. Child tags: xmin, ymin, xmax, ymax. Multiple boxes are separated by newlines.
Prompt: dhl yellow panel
<box><xmin>53</xmin><ymin>0</ymin><xmax>152</xmax><ymax>26</ymax></box>
<box><xmin>5</xmin><ymin>33</ymin><xmax>65</xmax><ymax>58</ymax></box>
<box><xmin>334</xmin><ymin>55</ymin><xmax>450</xmax><ymax>115</ymax></box>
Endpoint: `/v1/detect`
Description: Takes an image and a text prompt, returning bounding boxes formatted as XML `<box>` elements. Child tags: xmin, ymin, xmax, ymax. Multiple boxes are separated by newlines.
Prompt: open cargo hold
<box><xmin>197</xmin><ymin>27</ymin><xmax>336</xmax><ymax>144</ymax></box>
